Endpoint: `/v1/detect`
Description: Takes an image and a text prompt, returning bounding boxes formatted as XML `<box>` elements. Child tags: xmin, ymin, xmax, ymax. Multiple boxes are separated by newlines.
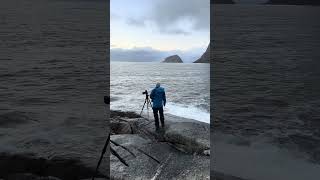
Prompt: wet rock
<box><xmin>132</xmin><ymin>114</ymin><xmax>210</xmax><ymax>155</ymax></box>
<box><xmin>164</xmin><ymin>121</ymin><xmax>210</xmax><ymax>154</ymax></box>
<box><xmin>110</xmin><ymin>119</ymin><xmax>133</xmax><ymax>134</ymax></box>
<box><xmin>111</xmin><ymin>110</ymin><xmax>141</xmax><ymax>118</ymax></box>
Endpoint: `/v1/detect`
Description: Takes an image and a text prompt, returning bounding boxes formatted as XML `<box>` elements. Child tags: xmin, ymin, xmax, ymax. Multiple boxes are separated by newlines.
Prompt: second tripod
<box><xmin>140</xmin><ymin>90</ymin><xmax>153</xmax><ymax>117</ymax></box>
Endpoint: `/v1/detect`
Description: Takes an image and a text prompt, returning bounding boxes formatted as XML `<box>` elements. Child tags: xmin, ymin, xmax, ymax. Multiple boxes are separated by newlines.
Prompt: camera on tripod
<box><xmin>142</xmin><ymin>90</ymin><xmax>148</xmax><ymax>95</ymax></box>
<box><xmin>140</xmin><ymin>90</ymin><xmax>152</xmax><ymax>116</ymax></box>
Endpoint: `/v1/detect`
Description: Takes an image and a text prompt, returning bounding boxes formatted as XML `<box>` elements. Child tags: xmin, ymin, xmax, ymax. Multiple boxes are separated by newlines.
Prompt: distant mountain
<box><xmin>194</xmin><ymin>44</ymin><xmax>210</xmax><ymax>63</ymax></box>
<box><xmin>267</xmin><ymin>0</ymin><xmax>320</xmax><ymax>5</ymax></box>
<box><xmin>212</xmin><ymin>0</ymin><xmax>235</xmax><ymax>4</ymax></box>
<box><xmin>162</xmin><ymin>55</ymin><xmax>183</xmax><ymax>63</ymax></box>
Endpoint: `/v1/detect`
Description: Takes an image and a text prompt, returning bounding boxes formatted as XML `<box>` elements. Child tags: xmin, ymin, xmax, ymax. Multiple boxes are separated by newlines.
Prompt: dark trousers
<box><xmin>153</xmin><ymin>107</ymin><xmax>164</xmax><ymax>129</ymax></box>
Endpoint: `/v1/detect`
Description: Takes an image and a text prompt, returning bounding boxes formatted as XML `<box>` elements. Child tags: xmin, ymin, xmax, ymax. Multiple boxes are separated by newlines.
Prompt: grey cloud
<box><xmin>124</xmin><ymin>0</ymin><xmax>209</xmax><ymax>35</ymax></box>
<box><xmin>126</xmin><ymin>17</ymin><xmax>145</xmax><ymax>26</ymax></box>
<box><xmin>161</xmin><ymin>28</ymin><xmax>190</xmax><ymax>35</ymax></box>
<box><xmin>150</xmin><ymin>0</ymin><xmax>209</xmax><ymax>33</ymax></box>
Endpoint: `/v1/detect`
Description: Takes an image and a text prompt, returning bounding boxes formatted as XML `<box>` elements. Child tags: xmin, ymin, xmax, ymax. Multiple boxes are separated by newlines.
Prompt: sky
<box><xmin>111</xmin><ymin>0</ymin><xmax>210</xmax><ymax>62</ymax></box>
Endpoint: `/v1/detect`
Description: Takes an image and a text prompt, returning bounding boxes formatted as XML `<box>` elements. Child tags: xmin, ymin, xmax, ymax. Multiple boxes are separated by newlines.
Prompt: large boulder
<box><xmin>136</xmin><ymin>114</ymin><xmax>210</xmax><ymax>155</ymax></box>
<box><xmin>162</xmin><ymin>55</ymin><xmax>183</xmax><ymax>63</ymax></box>
<box><xmin>164</xmin><ymin>121</ymin><xmax>210</xmax><ymax>154</ymax></box>
<box><xmin>194</xmin><ymin>44</ymin><xmax>210</xmax><ymax>63</ymax></box>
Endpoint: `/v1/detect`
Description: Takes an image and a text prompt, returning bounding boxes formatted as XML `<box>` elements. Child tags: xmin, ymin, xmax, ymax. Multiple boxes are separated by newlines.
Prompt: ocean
<box><xmin>110</xmin><ymin>62</ymin><xmax>210</xmax><ymax>123</ymax></box>
<box><xmin>0</xmin><ymin>0</ymin><xmax>109</xmax><ymax>177</ymax></box>
<box><xmin>213</xmin><ymin>4</ymin><xmax>320</xmax><ymax>180</ymax></box>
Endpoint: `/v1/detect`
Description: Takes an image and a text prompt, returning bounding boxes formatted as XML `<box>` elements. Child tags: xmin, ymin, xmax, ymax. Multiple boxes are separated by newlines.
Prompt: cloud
<box><xmin>160</xmin><ymin>28</ymin><xmax>190</xmax><ymax>35</ymax></box>
<box><xmin>111</xmin><ymin>46</ymin><xmax>206</xmax><ymax>63</ymax></box>
<box><xmin>124</xmin><ymin>0</ymin><xmax>209</xmax><ymax>35</ymax></box>
<box><xmin>150</xmin><ymin>0</ymin><xmax>209</xmax><ymax>32</ymax></box>
<box><xmin>126</xmin><ymin>17</ymin><xmax>145</xmax><ymax>26</ymax></box>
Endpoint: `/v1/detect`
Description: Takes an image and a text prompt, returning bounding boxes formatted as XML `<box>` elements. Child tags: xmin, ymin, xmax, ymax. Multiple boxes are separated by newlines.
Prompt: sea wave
<box><xmin>164</xmin><ymin>102</ymin><xmax>210</xmax><ymax>124</ymax></box>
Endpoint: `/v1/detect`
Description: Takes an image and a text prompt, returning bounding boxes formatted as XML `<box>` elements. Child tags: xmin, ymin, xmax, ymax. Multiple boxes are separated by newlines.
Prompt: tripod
<box><xmin>140</xmin><ymin>90</ymin><xmax>153</xmax><ymax>118</ymax></box>
<box><xmin>92</xmin><ymin>96</ymin><xmax>129</xmax><ymax>180</ymax></box>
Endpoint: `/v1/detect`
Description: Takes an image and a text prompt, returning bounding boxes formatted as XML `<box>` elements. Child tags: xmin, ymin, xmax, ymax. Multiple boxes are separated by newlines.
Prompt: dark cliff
<box><xmin>194</xmin><ymin>44</ymin><xmax>210</xmax><ymax>63</ymax></box>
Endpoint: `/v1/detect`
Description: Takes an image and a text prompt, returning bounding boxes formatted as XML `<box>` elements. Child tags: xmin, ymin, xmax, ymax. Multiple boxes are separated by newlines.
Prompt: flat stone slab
<box><xmin>110</xmin><ymin>134</ymin><xmax>209</xmax><ymax>180</ymax></box>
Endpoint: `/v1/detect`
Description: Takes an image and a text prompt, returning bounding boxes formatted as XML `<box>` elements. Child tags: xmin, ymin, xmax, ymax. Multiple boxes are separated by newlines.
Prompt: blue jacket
<box><xmin>150</xmin><ymin>86</ymin><xmax>166</xmax><ymax>108</ymax></box>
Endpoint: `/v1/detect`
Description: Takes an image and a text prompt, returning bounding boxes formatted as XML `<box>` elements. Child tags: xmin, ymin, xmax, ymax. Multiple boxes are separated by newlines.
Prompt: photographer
<box><xmin>150</xmin><ymin>83</ymin><xmax>166</xmax><ymax>131</ymax></box>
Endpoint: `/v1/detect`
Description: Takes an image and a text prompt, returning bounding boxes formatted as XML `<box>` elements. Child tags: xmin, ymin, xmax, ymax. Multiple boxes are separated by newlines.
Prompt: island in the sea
<box><xmin>162</xmin><ymin>55</ymin><xmax>183</xmax><ymax>63</ymax></box>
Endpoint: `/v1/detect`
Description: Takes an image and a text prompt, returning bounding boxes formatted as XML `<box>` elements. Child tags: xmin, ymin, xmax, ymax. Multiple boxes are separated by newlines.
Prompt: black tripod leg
<box><xmin>140</xmin><ymin>99</ymin><xmax>147</xmax><ymax>116</ymax></box>
<box><xmin>148</xmin><ymin>99</ymin><xmax>153</xmax><ymax>109</ymax></box>
<box><xmin>92</xmin><ymin>134</ymin><xmax>110</xmax><ymax>180</ymax></box>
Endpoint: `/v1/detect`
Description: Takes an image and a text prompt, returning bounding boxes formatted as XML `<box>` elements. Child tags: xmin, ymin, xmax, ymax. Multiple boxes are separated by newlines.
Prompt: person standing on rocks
<box><xmin>150</xmin><ymin>83</ymin><xmax>166</xmax><ymax>131</ymax></box>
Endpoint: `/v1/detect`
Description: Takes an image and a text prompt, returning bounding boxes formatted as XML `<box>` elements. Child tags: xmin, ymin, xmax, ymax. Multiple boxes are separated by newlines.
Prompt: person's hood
<box><xmin>155</xmin><ymin>86</ymin><xmax>165</xmax><ymax>91</ymax></box>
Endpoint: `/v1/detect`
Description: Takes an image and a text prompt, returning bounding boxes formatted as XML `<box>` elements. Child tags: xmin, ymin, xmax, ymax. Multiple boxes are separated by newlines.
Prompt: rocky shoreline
<box><xmin>0</xmin><ymin>109</ymin><xmax>249</xmax><ymax>180</ymax></box>
<box><xmin>110</xmin><ymin>110</ymin><xmax>250</xmax><ymax>180</ymax></box>
<box><xmin>110</xmin><ymin>110</ymin><xmax>210</xmax><ymax>179</ymax></box>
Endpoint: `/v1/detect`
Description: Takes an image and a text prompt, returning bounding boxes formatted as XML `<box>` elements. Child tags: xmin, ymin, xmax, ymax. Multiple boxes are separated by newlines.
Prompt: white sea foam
<box><xmin>164</xmin><ymin>103</ymin><xmax>210</xmax><ymax>123</ymax></box>
<box><xmin>111</xmin><ymin>62</ymin><xmax>210</xmax><ymax>123</ymax></box>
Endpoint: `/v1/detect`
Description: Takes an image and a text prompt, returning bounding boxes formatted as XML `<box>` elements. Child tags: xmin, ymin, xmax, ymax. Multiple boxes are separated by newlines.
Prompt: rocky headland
<box><xmin>194</xmin><ymin>44</ymin><xmax>211</xmax><ymax>63</ymax></box>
